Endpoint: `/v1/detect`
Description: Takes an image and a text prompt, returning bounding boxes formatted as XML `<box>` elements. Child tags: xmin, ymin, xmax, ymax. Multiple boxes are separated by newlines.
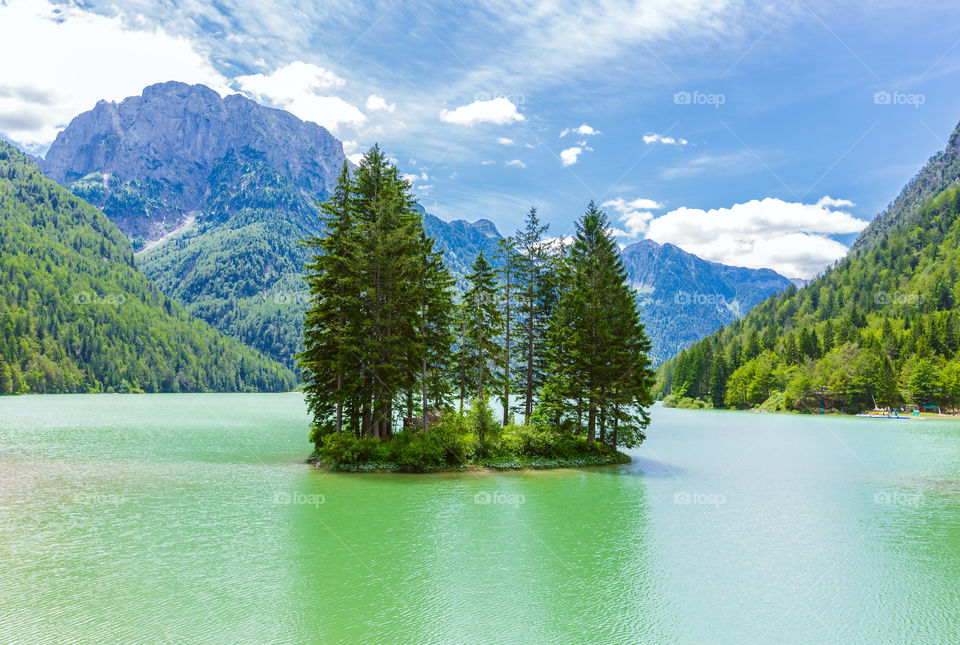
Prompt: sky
<box><xmin>2</xmin><ymin>0</ymin><xmax>960</xmax><ymax>279</ymax></box>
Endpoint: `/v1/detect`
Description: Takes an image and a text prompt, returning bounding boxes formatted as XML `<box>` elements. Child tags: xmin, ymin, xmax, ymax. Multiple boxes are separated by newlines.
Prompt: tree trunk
<box><xmin>599</xmin><ymin>403</ymin><xmax>606</xmax><ymax>444</ymax></box>
<box><xmin>612</xmin><ymin>403</ymin><xmax>619</xmax><ymax>450</ymax></box>
<box><xmin>361</xmin><ymin>399</ymin><xmax>372</xmax><ymax>437</ymax></box>
<box><xmin>587</xmin><ymin>401</ymin><xmax>596</xmax><ymax>443</ymax></box>
<box><xmin>335</xmin><ymin>372</ymin><xmax>343</xmax><ymax>434</ymax></box>
<box><xmin>422</xmin><ymin>356</ymin><xmax>429</xmax><ymax>436</ymax></box>
<box><xmin>503</xmin><ymin>258</ymin><xmax>511</xmax><ymax>426</ymax></box>
<box><xmin>525</xmin><ymin>311</ymin><xmax>534</xmax><ymax>424</ymax></box>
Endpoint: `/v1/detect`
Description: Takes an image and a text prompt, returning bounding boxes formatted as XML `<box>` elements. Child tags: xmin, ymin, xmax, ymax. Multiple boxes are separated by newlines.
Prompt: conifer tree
<box><xmin>299</xmin><ymin>146</ymin><xmax>452</xmax><ymax>441</ymax></box>
<box><xmin>462</xmin><ymin>251</ymin><xmax>505</xmax><ymax>439</ymax></box>
<box><xmin>495</xmin><ymin>236</ymin><xmax>517</xmax><ymax>425</ymax></box>
<box><xmin>515</xmin><ymin>207</ymin><xmax>551</xmax><ymax>423</ymax></box>
<box><xmin>544</xmin><ymin>202</ymin><xmax>654</xmax><ymax>443</ymax></box>
<box><xmin>415</xmin><ymin>231</ymin><xmax>457</xmax><ymax>431</ymax></box>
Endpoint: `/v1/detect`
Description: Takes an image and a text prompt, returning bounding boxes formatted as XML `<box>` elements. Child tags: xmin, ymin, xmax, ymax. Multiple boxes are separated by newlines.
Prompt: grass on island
<box><xmin>308</xmin><ymin>402</ymin><xmax>631</xmax><ymax>473</ymax></box>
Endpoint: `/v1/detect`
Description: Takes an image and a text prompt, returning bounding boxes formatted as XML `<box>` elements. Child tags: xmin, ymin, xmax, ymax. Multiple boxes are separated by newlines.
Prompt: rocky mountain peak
<box><xmin>42</xmin><ymin>81</ymin><xmax>346</xmax><ymax>240</ymax></box>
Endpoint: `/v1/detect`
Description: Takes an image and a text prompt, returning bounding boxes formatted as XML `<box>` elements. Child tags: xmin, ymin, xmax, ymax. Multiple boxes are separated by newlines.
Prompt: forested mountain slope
<box><xmin>0</xmin><ymin>140</ymin><xmax>295</xmax><ymax>394</ymax></box>
<box><xmin>658</xmin><ymin>118</ymin><xmax>960</xmax><ymax>412</ymax></box>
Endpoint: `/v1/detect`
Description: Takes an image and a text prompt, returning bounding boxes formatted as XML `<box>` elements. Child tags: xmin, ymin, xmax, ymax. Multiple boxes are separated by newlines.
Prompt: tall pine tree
<box><xmin>544</xmin><ymin>202</ymin><xmax>654</xmax><ymax>445</ymax></box>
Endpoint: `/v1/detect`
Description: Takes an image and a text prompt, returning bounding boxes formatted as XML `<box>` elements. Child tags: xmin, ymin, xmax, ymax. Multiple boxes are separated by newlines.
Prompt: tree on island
<box><xmin>460</xmin><ymin>251</ymin><xmax>505</xmax><ymax>440</ymax></box>
<box><xmin>514</xmin><ymin>207</ymin><xmax>553</xmax><ymax>424</ymax></box>
<box><xmin>541</xmin><ymin>202</ymin><xmax>655</xmax><ymax>448</ymax></box>
<box><xmin>298</xmin><ymin>146</ymin><xmax>456</xmax><ymax>440</ymax></box>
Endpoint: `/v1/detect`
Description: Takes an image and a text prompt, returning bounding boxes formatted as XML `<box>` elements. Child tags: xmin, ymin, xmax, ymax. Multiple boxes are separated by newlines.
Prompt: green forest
<box><xmin>658</xmin><ymin>178</ymin><xmax>960</xmax><ymax>414</ymax></box>
<box><xmin>0</xmin><ymin>140</ymin><xmax>296</xmax><ymax>394</ymax></box>
<box><xmin>299</xmin><ymin>146</ymin><xmax>654</xmax><ymax>471</ymax></box>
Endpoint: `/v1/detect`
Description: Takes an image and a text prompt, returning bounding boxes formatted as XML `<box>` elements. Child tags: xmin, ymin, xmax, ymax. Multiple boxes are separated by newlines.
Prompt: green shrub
<box><xmin>320</xmin><ymin>432</ymin><xmax>381</xmax><ymax>465</ymax></box>
<box><xmin>466</xmin><ymin>397</ymin><xmax>500</xmax><ymax>440</ymax></box>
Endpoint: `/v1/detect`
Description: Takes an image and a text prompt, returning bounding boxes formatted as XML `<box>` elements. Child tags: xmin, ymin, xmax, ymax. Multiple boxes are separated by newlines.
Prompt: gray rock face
<box><xmin>43</xmin><ymin>81</ymin><xmax>345</xmax><ymax>239</ymax></box>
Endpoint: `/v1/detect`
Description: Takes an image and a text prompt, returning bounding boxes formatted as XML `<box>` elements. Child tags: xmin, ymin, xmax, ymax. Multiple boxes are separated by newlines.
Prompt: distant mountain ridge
<box><xmin>620</xmin><ymin>239</ymin><xmax>791</xmax><ymax>363</ymax></box>
<box><xmin>40</xmin><ymin>82</ymin><xmax>791</xmax><ymax>368</ymax></box>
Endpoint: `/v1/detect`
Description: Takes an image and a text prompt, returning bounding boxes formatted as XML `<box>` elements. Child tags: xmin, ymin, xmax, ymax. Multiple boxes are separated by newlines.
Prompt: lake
<box><xmin>2</xmin><ymin>394</ymin><xmax>959</xmax><ymax>643</ymax></box>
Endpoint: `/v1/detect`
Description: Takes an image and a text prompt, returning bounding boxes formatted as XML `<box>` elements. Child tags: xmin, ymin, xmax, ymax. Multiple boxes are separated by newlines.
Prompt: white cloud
<box><xmin>365</xmin><ymin>94</ymin><xmax>395</xmax><ymax>112</ymax></box>
<box><xmin>342</xmin><ymin>140</ymin><xmax>359</xmax><ymax>154</ymax></box>
<box><xmin>481</xmin><ymin>160</ymin><xmax>496</xmax><ymax>165</ymax></box>
<box><xmin>440</xmin><ymin>97</ymin><xmax>525</xmax><ymax>126</ymax></box>
<box><xmin>560</xmin><ymin>123</ymin><xmax>600</xmax><ymax>137</ymax></box>
<box><xmin>347</xmin><ymin>153</ymin><xmax>364</xmax><ymax>165</ymax></box>
<box><xmin>236</xmin><ymin>61</ymin><xmax>365</xmax><ymax>132</ymax></box>
<box><xmin>401</xmin><ymin>171</ymin><xmax>429</xmax><ymax>183</ymax></box>
<box><xmin>560</xmin><ymin>146</ymin><xmax>583</xmax><ymax>166</ymax></box>
<box><xmin>816</xmin><ymin>195</ymin><xmax>855</xmax><ymax>208</ymax></box>
<box><xmin>497</xmin><ymin>137</ymin><xmax>515</xmax><ymax>145</ymax></box>
<box><xmin>643</xmin><ymin>197</ymin><xmax>869</xmax><ymax>278</ymax></box>
<box><xmin>643</xmin><ymin>133</ymin><xmax>688</xmax><ymax>146</ymax></box>
<box><xmin>0</xmin><ymin>0</ymin><xmax>229</xmax><ymax>150</ymax></box>
<box><xmin>505</xmin><ymin>159</ymin><xmax>526</xmax><ymax>168</ymax></box>
<box><xmin>602</xmin><ymin>197</ymin><xmax>664</xmax><ymax>236</ymax></box>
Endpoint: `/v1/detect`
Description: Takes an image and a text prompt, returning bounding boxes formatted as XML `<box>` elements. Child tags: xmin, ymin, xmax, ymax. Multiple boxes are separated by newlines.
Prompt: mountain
<box><xmin>658</xmin><ymin>118</ymin><xmax>960</xmax><ymax>413</ymax></box>
<box><xmin>0</xmin><ymin>139</ymin><xmax>295</xmax><ymax>394</ymax></box>
<box><xmin>620</xmin><ymin>239</ymin><xmax>792</xmax><ymax>363</ymax></box>
<box><xmin>42</xmin><ymin>82</ymin><xmax>789</xmax><ymax>369</ymax></box>
<box><xmin>42</xmin><ymin>82</ymin><xmax>510</xmax><ymax>369</ymax></box>
<box><xmin>43</xmin><ymin>81</ymin><xmax>344</xmax><ymax>243</ymax></box>
<box><xmin>421</xmin><ymin>215</ymin><xmax>504</xmax><ymax>288</ymax></box>
<box><xmin>42</xmin><ymin>82</ymin><xmax>347</xmax><ymax>369</ymax></box>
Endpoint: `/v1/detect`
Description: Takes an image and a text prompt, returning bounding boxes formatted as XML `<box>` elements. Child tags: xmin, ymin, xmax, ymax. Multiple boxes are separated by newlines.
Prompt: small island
<box><xmin>299</xmin><ymin>147</ymin><xmax>654</xmax><ymax>472</ymax></box>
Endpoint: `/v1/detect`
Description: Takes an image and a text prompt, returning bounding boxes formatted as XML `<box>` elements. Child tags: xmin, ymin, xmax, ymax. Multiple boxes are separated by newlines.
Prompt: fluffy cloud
<box><xmin>560</xmin><ymin>146</ymin><xmax>583</xmax><ymax>166</ymax></box>
<box><xmin>365</xmin><ymin>94</ymin><xmax>395</xmax><ymax>112</ymax></box>
<box><xmin>347</xmin><ymin>153</ymin><xmax>364</xmax><ymax>165</ymax></box>
<box><xmin>0</xmin><ymin>0</ymin><xmax>229</xmax><ymax>150</ymax></box>
<box><xmin>497</xmin><ymin>137</ymin><xmax>515</xmax><ymax>145</ymax></box>
<box><xmin>402</xmin><ymin>171</ymin><xmax>430</xmax><ymax>183</ymax></box>
<box><xmin>560</xmin><ymin>124</ymin><xmax>600</xmax><ymax>137</ymax></box>
<box><xmin>505</xmin><ymin>159</ymin><xmax>526</xmax><ymax>168</ymax></box>
<box><xmin>643</xmin><ymin>197</ymin><xmax>869</xmax><ymax>278</ymax></box>
<box><xmin>235</xmin><ymin>61</ymin><xmax>365</xmax><ymax>132</ymax></box>
<box><xmin>440</xmin><ymin>97</ymin><xmax>525</xmax><ymax>126</ymax></box>
<box><xmin>643</xmin><ymin>133</ymin><xmax>688</xmax><ymax>146</ymax></box>
<box><xmin>602</xmin><ymin>197</ymin><xmax>664</xmax><ymax>236</ymax></box>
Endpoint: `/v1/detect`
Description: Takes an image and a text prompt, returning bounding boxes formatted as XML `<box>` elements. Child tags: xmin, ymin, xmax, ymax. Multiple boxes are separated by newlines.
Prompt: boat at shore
<box><xmin>856</xmin><ymin>408</ymin><xmax>918</xmax><ymax>419</ymax></box>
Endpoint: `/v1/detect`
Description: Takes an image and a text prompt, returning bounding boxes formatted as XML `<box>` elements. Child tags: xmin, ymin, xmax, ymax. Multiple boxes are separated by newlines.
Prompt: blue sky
<box><xmin>2</xmin><ymin>1</ymin><xmax>960</xmax><ymax>278</ymax></box>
